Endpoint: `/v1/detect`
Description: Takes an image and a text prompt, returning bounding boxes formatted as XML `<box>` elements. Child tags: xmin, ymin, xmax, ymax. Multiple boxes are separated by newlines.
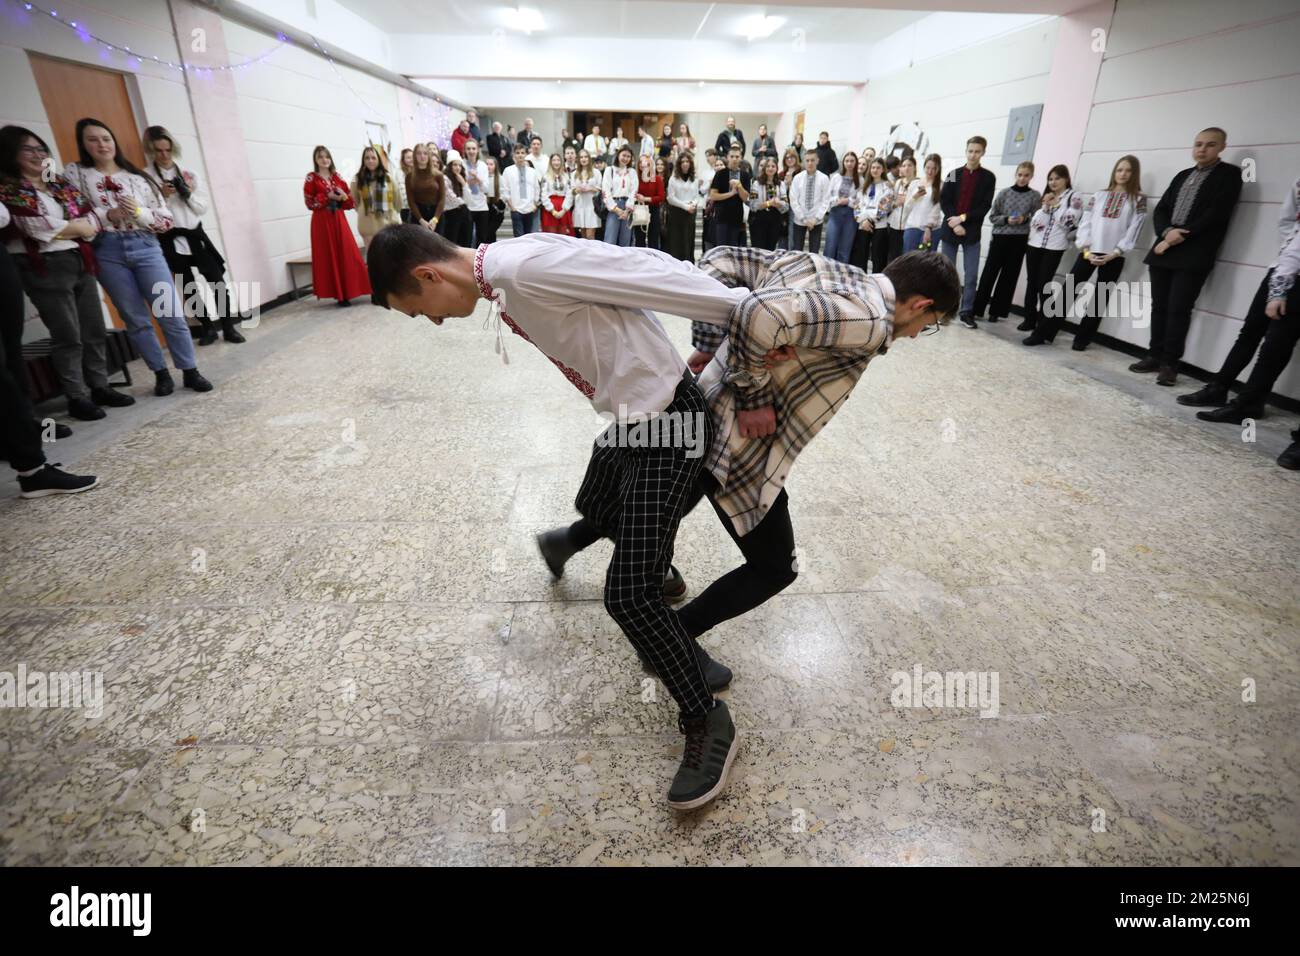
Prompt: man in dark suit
<box><xmin>517</xmin><ymin>117</ymin><xmax>537</xmax><ymax>149</ymax></box>
<box><xmin>715</xmin><ymin>117</ymin><xmax>744</xmax><ymax>158</ymax></box>
<box><xmin>938</xmin><ymin>135</ymin><xmax>997</xmax><ymax>326</ymax></box>
<box><xmin>486</xmin><ymin>122</ymin><xmax>513</xmax><ymax>169</ymax></box>
<box><xmin>1134</xmin><ymin>127</ymin><xmax>1242</xmax><ymax>386</ymax></box>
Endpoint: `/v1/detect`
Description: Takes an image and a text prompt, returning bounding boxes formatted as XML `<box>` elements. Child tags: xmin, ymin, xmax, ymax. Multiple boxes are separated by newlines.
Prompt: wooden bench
<box><xmin>286</xmin><ymin>258</ymin><xmax>313</xmax><ymax>299</ymax></box>
<box><xmin>22</xmin><ymin>329</ymin><xmax>138</xmax><ymax>404</ymax></box>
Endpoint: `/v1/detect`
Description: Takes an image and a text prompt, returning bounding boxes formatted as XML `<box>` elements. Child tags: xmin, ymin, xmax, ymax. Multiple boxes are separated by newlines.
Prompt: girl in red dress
<box><xmin>540</xmin><ymin>153</ymin><xmax>574</xmax><ymax>236</ymax></box>
<box><xmin>304</xmin><ymin>145</ymin><xmax>371</xmax><ymax>306</ymax></box>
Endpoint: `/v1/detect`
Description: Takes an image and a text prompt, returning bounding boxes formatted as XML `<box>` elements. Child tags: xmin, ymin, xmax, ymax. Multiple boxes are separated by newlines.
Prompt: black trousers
<box><xmin>633</xmin><ymin>204</ymin><xmax>662</xmax><ymax>250</ymax></box>
<box><xmin>714</xmin><ymin>221</ymin><xmax>743</xmax><ymax>249</ymax></box>
<box><xmin>1038</xmin><ymin>253</ymin><xmax>1126</xmax><ymax>344</ymax></box>
<box><xmin>442</xmin><ymin>206</ymin><xmax>473</xmax><ymax>247</ymax></box>
<box><xmin>789</xmin><ymin>222</ymin><xmax>822</xmax><ymax>254</ymax></box>
<box><xmin>676</xmin><ymin>474</ymin><xmax>797</xmax><ymax>640</ymax></box>
<box><xmin>469</xmin><ymin>208</ymin><xmax>492</xmax><ymax>246</ymax></box>
<box><xmin>0</xmin><ymin>247</ymin><xmax>43</xmax><ymax>472</ymax></box>
<box><xmin>664</xmin><ymin>205</ymin><xmax>696</xmax><ymax>261</ymax></box>
<box><xmin>973</xmin><ymin>233</ymin><xmax>1029</xmax><ymax>319</ymax></box>
<box><xmin>749</xmin><ymin>208</ymin><xmax>782</xmax><ymax>251</ymax></box>
<box><xmin>1147</xmin><ymin>264</ymin><xmax>1210</xmax><ymax>364</ymax></box>
<box><xmin>870</xmin><ymin>226</ymin><xmax>893</xmax><ymax>273</ymax></box>
<box><xmin>850</xmin><ymin>228</ymin><xmax>871</xmax><ymax>272</ymax></box>
<box><xmin>1022</xmin><ymin>246</ymin><xmax>1064</xmax><ymax>330</ymax></box>
<box><xmin>1215</xmin><ymin>269</ymin><xmax>1300</xmax><ymax>406</ymax></box>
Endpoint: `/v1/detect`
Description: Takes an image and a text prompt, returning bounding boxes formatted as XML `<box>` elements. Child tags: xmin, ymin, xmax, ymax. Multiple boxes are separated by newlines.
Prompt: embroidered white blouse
<box><xmin>64</xmin><ymin>164</ymin><xmax>173</xmax><ymax>234</ymax></box>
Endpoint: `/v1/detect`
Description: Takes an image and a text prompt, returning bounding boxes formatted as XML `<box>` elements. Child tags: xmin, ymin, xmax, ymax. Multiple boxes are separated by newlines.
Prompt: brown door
<box><xmin>28</xmin><ymin>52</ymin><xmax>147</xmax><ymax>331</ymax></box>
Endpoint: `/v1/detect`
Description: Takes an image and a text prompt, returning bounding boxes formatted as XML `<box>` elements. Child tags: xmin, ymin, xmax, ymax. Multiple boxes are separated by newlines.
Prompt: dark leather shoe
<box><xmin>1278</xmin><ymin>441</ymin><xmax>1300</xmax><ymax>470</ymax></box>
<box><xmin>91</xmin><ymin>386</ymin><xmax>135</xmax><ymax>407</ymax></box>
<box><xmin>1129</xmin><ymin>357</ymin><xmax>1160</xmax><ymax>373</ymax></box>
<box><xmin>1016</xmin><ymin>319</ymin><xmax>1036</xmax><ymax>332</ymax></box>
<box><xmin>154</xmin><ymin>369</ymin><xmax>175</xmax><ymax>396</ymax></box>
<box><xmin>1196</xmin><ymin>403</ymin><xmax>1265</xmax><ymax>425</ymax></box>
<box><xmin>67</xmin><ymin>397</ymin><xmax>106</xmax><ymax>420</ymax></box>
<box><xmin>221</xmin><ymin>317</ymin><xmax>246</xmax><ymax>343</ymax></box>
<box><xmin>1022</xmin><ymin>335</ymin><xmax>1049</xmax><ymax>346</ymax></box>
<box><xmin>1177</xmin><ymin>384</ymin><xmax>1229</xmax><ymax>407</ymax></box>
<box><xmin>1156</xmin><ymin>365</ymin><xmax>1178</xmax><ymax>386</ymax></box>
<box><xmin>182</xmin><ymin>368</ymin><xmax>214</xmax><ymax>392</ymax></box>
<box><xmin>1070</xmin><ymin>340</ymin><xmax>1088</xmax><ymax>351</ymax></box>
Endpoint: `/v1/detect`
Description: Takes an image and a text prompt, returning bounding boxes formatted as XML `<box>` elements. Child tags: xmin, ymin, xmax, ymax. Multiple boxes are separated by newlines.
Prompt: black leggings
<box><xmin>567</xmin><ymin>472</ymin><xmax>797</xmax><ymax>640</ymax></box>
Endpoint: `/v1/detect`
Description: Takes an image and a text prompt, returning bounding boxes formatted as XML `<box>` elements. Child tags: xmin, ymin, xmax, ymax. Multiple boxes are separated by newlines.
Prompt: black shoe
<box><xmin>1070</xmin><ymin>340</ymin><xmax>1088</xmax><ymax>352</ymax></box>
<box><xmin>987</xmin><ymin>315</ymin><xmax>1001</xmax><ymax>323</ymax></box>
<box><xmin>196</xmin><ymin>321</ymin><xmax>219</xmax><ymax>346</ymax></box>
<box><xmin>637</xmin><ymin>639</ymin><xmax>732</xmax><ymax>693</ymax></box>
<box><xmin>1156</xmin><ymin>365</ymin><xmax>1178</xmax><ymax>386</ymax></box>
<box><xmin>1177</xmin><ymin>383</ymin><xmax>1230</xmax><ymax>407</ymax></box>
<box><xmin>337</xmin><ymin>298</ymin><xmax>352</xmax><ymax>308</ymax></box>
<box><xmin>1196</xmin><ymin>403</ymin><xmax>1265</xmax><ymax>425</ymax></box>
<box><xmin>1016</xmin><ymin>319</ymin><xmax>1036</xmax><ymax>332</ymax></box>
<box><xmin>1278</xmin><ymin>441</ymin><xmax>1300</xmax><ymax>470</ymax></box>
<box><xmin>67</xmin><ymin>397</ymin><xmax>106</xmax><ymax>420</ymax></box>
<box><xmin>959</xmin><ymin>315</ymin><xmax>977</xmax><ymax>330</ymax></box>
<box><xmin>1129</xmin><ymin>357</ymin><xmax>1160</xmax><ymax>373</ymax></box>
<box><xmin>220</xmin><ymin>317</ymin><xmax>246</xmax><ymax>343</ymax></box>
<box><xmin>182</xmin><ymin>368</ymin><xmax>213</xmax><ymax>392</ymax></box>
<box><xmin>663</xmin><ymin>565</ymin><xmax>687</xmax><ymax>603</ymax></box>
<box><xmin>155</xmin><ymin>369</ymin><xmax>175</xmax><ymax>396</ymax></box>
<box><xmin>18</xmin><ymin>463</ymin><xmax>99</xmax><ymax>499</ymax></box>
<box><xmin>1022</xmin><ymin>335</ymin><xmax>1049</xmax><ymax>346</ymax></box>
<box><xmin>668</xmin><ymin>701</ymin><xmax>739</xmax><ymax>810</ymax></box>
<box><xmin>91</xmin><ymin>386</ymin><xmax>135</xmax><ymax>408</ymax></box>
<box><xmin>536</xmin><ymin>528</ymin><xmax>577</xmax><ymax>579</ymax></box>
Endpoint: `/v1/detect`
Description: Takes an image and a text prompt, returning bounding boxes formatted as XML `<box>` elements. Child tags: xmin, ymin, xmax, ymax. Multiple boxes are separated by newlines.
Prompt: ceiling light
<box><xmin>739</xmin><ymin>14</ymin><xmax>785</xmax><ymax>41</ymax></box>
<box><xmin>512</xmin><ymin>6</ymin><xmax>545</xmax><ymax>34</ymax></box>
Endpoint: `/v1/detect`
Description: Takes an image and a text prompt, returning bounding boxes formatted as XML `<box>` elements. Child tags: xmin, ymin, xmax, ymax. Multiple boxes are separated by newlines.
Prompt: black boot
<box><xmin>536</xmin><ymin>528</ymin><xmax>577</xmax><ymax>579</ymax></box>
<box><xmin>195</xmin><ymin>315</ymin><xmax>219</xmax><ymax>346</ymax></box>
<box><xmin>1196</xmin><ymin>402</ymin><xmax>1265</xmax><ymax>425</ymax></box>
<box><xmin>182</xmin><ymin>368</ymin><xmax>214</xmax><ymax>392</ymax></box>
<box><xmin>1278</xmin><ymin>441</ymin><xmax>1300</xmax><ymax>470</ymax></box>
<box><xmin>67</xmin><ymin>396</ymin><xmax>106</xmax><ymax>420</ymax></box>
<box><xmin>220</xmin><ymin>316</ymin><xmax>246</xmax><ymax>344</ymax></box>
<box><xmin>154</xmin><ymin>369</ymin><xmax>175</xmax><ymax>396</ymax></box>
<box><xmin>1177</xmin><ymin>383</ymin><xmax>1229</xmax><ymax>407</ymax></box>
<box><xmin>1129</xmin><ymin>357</ymin><xmax>1160</xmax><ymax>373</ymax></box>
<box><xmin>1016</xmin><ymin>318</ymin><xmax>1036</xmax><ymax>332</ymax></box>
<box><xmin>91</xmin><ymin>386</ymin><xmax>135</xmax><ymax>407</ymax></box>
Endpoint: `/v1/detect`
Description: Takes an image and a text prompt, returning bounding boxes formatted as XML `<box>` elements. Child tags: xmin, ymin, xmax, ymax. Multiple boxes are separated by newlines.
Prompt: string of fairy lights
<box><xmin>10</xmin><ymin>0</ymin><xmax>459</xmax><ymax>146</ymax></box>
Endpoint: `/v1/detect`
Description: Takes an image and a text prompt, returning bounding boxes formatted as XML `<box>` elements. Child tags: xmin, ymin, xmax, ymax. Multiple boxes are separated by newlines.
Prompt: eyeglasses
<box><xmin>19</xmin><ymin>145</ymin><xmax>50</xmax><ymax>155</ymax></box>
<box><xmin>921</xmin><ymin>314</ymin><xmax>949</xmax><ymax>335</ymax></box>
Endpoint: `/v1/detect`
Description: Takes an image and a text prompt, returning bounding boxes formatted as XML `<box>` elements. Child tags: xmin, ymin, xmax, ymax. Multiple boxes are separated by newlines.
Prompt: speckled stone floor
<box><xmin>2</xmin><ymin>291</ymin><xmax>1298</xmax><ymax>866</ymax></box>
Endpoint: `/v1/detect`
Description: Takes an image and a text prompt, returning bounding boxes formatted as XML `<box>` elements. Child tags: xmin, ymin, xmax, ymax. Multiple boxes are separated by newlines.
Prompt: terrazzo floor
<box><xmin>1</xmin><ymin>288</ymin><xmax>1298</xmax><ymax>866</ymax></box>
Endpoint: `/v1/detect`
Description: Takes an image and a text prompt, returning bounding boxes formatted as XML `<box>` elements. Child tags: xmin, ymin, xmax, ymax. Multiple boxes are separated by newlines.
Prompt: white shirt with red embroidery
<box><xmin>474</xmin><ymin>234</ymin><xmax>746</xmax><ymax>418</ymax></box>
<box><xmin>64</xmin><ymin>163</ymin><xmax>173</xmax><ymax>234</ymax></box>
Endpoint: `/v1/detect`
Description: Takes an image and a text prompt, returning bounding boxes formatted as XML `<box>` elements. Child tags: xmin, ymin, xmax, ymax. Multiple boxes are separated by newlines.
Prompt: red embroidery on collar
<box><xmin>473</xmin><ymin>243</ymin><xmax>595</xmax><ymax>399</ymax></box>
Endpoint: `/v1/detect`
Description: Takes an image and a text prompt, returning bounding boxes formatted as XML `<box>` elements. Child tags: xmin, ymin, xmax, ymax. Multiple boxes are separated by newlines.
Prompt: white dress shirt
<box><xmin>602</xmin><ymin>166</ymin><xmax>639</xmax><ymax>203</ymax></box>
<box><xmin>3</xmin><ymin>185</ymin><xmax>88</xmax><ymax>254</ymax></box>
<box><xmin>148</xmin><ymin>162</ymin><xmax>208</xmax><ymax>255</ymax></box>
<box><xmin>501</xmin><ymin>162</ymin><xmax>539</xmax><ymax>214</ymax></box>
<box><xmin>475</xmin><ymin>234</ymin><xmax>747</xmax><ymax>418</ymax></box>
<box><xmin>64</xmin><ymin>164</ymin><xmax>173</xmax><ymax>233</ymax></box>
<box><xmin>583</xmin><ymin>134</ymin><xmax>608</xmax><ymax>157</ymax></box>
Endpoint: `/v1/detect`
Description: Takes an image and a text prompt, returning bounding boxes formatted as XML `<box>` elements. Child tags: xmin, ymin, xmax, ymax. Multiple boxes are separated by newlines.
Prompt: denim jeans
<box><xmin>510</xmin><ymin>209</ymin><xmax>539</xmax><ymax>237</ymax></box>
<box><xmin>603</xmin><ymin>199</ymin><xmax>632</xmax><ymax>246</ymax></box>
<box><xmin>93</xmin><ymin>232</ymin><xmax>196</xmax><ymax>371</ymax></box>
<box><xmin>902</xmin><ymin>228</ymin><xmax>935</xmax><ymax>253</ymax></box>
<box><xmin>940</xmin><ymin>237</ymin><xmax>981</xmax><ymax>316</ymax></box>
<box><xmin>822</xmin><ymin>205</ymin><xmax>856</xmax><ymax>262</ymax></box>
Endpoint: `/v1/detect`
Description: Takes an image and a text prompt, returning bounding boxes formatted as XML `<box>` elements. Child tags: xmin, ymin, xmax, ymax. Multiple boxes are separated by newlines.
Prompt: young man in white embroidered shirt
<box><xmin>500</xmin><ymin>144</ymin><xmax>540</xmax><ymax>236</ymax></box>
<box><xmin>787</xmin><ymin>149</ymin><xmax>831</xmax><ymax>254</ymax></box>
<box><xmin>365</xmin><ymin>224</ymin><xmax>957</xmax><ymax>810</ymax></box>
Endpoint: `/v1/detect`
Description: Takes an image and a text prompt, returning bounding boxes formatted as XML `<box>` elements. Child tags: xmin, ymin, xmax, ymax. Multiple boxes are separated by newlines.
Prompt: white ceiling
<box><xmin>334</xmin><ymin>1</ymin><xmax>930</xmax><ymax>42</ymax></box>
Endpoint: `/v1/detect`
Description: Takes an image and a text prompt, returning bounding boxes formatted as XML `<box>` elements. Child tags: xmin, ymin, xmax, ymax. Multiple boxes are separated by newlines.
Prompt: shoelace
<box><xmin>678</xmin><ymin>715</ymin><xmax>710</xmax><ymax>769</ymax></box>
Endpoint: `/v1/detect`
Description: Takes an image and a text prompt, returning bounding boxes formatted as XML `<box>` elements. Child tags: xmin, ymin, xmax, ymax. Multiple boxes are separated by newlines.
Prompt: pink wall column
<box><xmin>1032</xmin><ymin>0</ymin><xmax>1116</xmax><ymax>187</ymax></box>
<box><xmin>167</xmin><ymin>0</ymin><xmax>275</xmax><ymax>306</ymax></box>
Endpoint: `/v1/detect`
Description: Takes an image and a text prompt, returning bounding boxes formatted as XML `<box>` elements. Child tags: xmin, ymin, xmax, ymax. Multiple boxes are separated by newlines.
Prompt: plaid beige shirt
<box><xmin>691</xmin><ymin>246</ymin><xmax>895</xmax><ymax>536</ymax></box>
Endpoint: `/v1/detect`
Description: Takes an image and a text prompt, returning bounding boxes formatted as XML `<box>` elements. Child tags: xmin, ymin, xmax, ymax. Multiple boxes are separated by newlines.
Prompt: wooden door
<box><xmin>28</xmin><ymin>53</ymin><xmax>146</xmax><ymax>331</ymax></box>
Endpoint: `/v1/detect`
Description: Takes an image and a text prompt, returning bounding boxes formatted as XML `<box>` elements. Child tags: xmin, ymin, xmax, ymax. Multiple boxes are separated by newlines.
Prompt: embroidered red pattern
<box><xmin>473</xmin><ymin>244</ymin><xmax>595</xmax><ymax>399</ymax></box>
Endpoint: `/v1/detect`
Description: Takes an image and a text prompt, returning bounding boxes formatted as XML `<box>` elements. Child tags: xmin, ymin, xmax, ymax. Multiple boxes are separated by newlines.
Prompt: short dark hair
<box><xmin>966</xmin><ymin>135</ymin><xmax>988</xmax><ymax>149</ymax></box>
<box><xmin>366</xmin><ymin>224</ymin><xmax>459</xmax><ymax>309</ymax></box>
<box><xmin>513</xmin><ymin>143</ymin><xmax>527</xmax><ymax>154</ymax></box>
<box><xmin>728</xmin><ymin>145</ymin><xmax>742</xmax><ymax>155</ymax></box>
<box><xmin>883</xmin><ymin>251</ymin><xmax>962</xmax><ymax>320</ymax></box>
<box><xmin>1199</xmin><ymin>126</ymin><xmax>1227</xmax><ymax>142</ymax></box>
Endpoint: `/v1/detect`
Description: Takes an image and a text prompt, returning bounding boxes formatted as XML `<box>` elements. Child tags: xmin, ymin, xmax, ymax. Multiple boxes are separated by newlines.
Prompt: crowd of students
<box><xmin>3</xmin><ymin>113</ymin><xmax>1299</xmax><ymax>497</ymax></box>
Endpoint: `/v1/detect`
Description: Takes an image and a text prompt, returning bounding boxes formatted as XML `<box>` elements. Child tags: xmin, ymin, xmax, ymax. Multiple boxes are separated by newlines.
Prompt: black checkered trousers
<box><xmin>574</xmin><ymin>371</ymin><xmax>716</xmax><ymax>718</ymax></box>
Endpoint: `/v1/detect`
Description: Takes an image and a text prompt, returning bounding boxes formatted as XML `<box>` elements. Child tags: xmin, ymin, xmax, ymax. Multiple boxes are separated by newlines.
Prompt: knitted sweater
<box><xmin>989</xmin><ymin>184</ymin><xmax>1041</xmax><ymax>236</ymax></box>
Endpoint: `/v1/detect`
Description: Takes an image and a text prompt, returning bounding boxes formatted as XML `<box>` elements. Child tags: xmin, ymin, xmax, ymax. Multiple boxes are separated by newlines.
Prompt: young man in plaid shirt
<box><xmin>367</xmin><ymin>225</ymin><xmax>955</xmax><ymax>810</ymax></box>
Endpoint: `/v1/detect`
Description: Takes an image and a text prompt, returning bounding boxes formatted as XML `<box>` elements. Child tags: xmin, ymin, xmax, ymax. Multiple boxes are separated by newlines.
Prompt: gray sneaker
<box><xmin>637</xmin><ymin>639</ymin><xmax>732</xmax><ymax>692</ymax></box>
<box><xmin>668</xmin><ymin>701</ymin><xmax>739</xmax><ymax>810</ymax></box>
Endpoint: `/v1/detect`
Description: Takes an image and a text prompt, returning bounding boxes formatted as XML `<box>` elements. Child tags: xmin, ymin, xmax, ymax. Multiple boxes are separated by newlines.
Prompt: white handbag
<box><xmin>631</xmin><ymin>203</ymin><xmax>651</xmax><ymax>228</ymax></box>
